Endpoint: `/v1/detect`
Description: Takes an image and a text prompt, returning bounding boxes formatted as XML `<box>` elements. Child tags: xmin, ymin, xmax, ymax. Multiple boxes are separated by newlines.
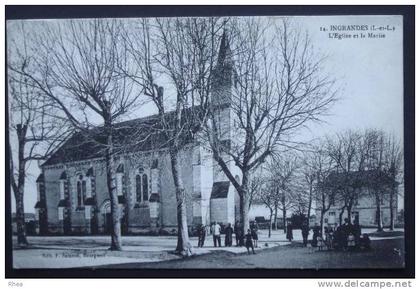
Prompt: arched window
<box><xmin>136</xmin><ymin>175</ymin><xmax>142</xmax><ymax>203</ymax></box>
<box><xmin>142</xmin><ymin>174</ymin><xmax>148</xmax><ymax>202</ymax></box>
<box><xmin>77</xmin><ymin>181</ymin><xmax>83</xmax><ymax>207</ymax></box>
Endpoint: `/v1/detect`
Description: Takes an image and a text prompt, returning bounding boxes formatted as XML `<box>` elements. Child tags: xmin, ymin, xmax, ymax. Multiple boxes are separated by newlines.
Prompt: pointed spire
<box><xmin>217</xmin><ymin>29</ymin><xmax>232</xmax><ymax>67</ymax></box>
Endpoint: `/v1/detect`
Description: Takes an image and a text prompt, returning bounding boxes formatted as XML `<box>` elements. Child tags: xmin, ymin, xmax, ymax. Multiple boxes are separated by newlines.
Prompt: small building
<box><xmin>316</xmin><ymin>170</ymin><xmax>398</xmax><ymax>228</ymax></box>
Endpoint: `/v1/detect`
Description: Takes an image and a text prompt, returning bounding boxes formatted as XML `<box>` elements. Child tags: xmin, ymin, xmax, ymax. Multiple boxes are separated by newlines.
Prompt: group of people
<box><xmin>300</xmin><ymin>218</ymin><xmax>371</xmax><ymax>251</ymax></box>
<box><xmin>196</xmin><ymin>221</ymin><xmax>259</xmax><ymax>254</ymax></box>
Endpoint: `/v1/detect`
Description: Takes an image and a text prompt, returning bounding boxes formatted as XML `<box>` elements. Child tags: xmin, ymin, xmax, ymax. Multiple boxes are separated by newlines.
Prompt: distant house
<box><xmin>316</xmin><ymin>170</ymin><xmax>398</xmax><ymax>228</ymax></box>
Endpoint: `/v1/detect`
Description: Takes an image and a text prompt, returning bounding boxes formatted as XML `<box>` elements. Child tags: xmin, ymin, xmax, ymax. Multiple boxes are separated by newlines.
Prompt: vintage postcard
<box><xmin>5</xmin><ymin>6</ymin><xmax>414</xmax><ymax>278</ymax></box>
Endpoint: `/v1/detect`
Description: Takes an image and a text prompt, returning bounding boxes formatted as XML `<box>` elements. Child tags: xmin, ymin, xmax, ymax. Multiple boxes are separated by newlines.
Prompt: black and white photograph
<box><xmin>5</xmin><ymin>5</ymin><xmax>414</xmax><ymax>278</ymax></box>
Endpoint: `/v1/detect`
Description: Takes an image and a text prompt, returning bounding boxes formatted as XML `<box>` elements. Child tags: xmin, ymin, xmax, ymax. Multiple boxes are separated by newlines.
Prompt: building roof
<box><xmin>323</xmin><ymin>169</ymin><xmax>396</xmax><ymax>190</ymax></box>
<box><xmin>42</xmin><ymin>107</ymin><xmax>203</xmax><ymax>167</ymax></box>
<box><xmin>211</xmin><ymin>181</ymin><xmax>230</xmax><ymax>199</ymax></box>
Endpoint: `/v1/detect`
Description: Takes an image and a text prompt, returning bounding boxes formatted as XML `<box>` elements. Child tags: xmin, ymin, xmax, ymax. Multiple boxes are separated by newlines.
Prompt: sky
<box><xmin>8</xmin><ymin>15</ymin><xmax>404</xmax><ymax>213</ymax></box>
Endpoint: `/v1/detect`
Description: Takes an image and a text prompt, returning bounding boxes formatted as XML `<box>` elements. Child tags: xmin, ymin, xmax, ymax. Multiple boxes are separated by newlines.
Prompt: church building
<box><xmin>34</xmin><ymin>32</ymin><xmax>241</xmax><ymax>235</ymax></box>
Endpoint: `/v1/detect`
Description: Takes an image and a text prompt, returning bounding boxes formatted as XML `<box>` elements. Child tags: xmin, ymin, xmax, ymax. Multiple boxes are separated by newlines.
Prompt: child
<box><xmin>324</xmin><ymin>227</ymin><xmax>333</xmax><ymax>250</ymax></box>
<box><xmin>317</xmin><ymin>235</ymin><xmax>324</xmax><ymax>251</ymax></box>
<box><xmin>245</xmin><ymin>229</ymin><xmax>256</xmax><ymax>254</ymax></box>
<box><xmin>359</xmin><ymin>233</ymin><xmax>371</xmax><ymax>250</ymax></box>
<box><xmin>347</xmin><ymin>233</ymin><xmax>356</xmax><ymax>251</ymax></box>
<box><xmin>251</xmin><ymin>222</ymin><xmax>259</xmax><ymax>248</ymax></box>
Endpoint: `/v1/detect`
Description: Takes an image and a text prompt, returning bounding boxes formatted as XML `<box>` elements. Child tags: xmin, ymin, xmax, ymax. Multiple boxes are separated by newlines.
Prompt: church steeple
<box><xmin>217</xmin><ymin>29</ymin><xmax>233</xmax><ymax>68</ymax></box>
<box><xmin>212</xmin><ymin>29</ymin><xmax>233</xmax><ymax>107</ymax></box>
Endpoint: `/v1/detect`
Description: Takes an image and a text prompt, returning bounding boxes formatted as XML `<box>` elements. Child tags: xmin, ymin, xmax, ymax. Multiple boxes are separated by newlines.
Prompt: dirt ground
<box><xmin>96</xmin><ymin>238</ymin><xmax>405</xmax><ymax>269</ymax></box>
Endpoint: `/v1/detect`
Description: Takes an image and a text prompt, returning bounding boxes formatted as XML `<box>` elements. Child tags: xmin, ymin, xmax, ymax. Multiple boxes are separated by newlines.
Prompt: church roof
<box><xmin>42</xmin><ymin>107</ymin><xmax>203</xmax><ymax>167</ymax></box>
<box><xmin>211</xmin><ymin>181</ymin><xmax>230</xmax><ymax>199</ymax></box>
<box><xmin>217</xmin><ymin>29</ymin><xmax>233</xmax><ymax>67</ymax></box>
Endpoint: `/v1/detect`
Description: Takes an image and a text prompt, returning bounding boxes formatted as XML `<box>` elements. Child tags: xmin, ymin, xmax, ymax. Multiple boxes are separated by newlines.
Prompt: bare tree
<box><xmin>203</xmin><ymin>18</ymin><xmax>337</xmax><ymax>234</ymax></box>
<box><xmin>274</xmin><ymin>155</ymin><xmax>299</xmax><ymax>232</ymax></box>
<box><xmin>10</xmin><ymin>19</ymin><xmax>143</xmax><ymax>250</ymax></box>
<box><xmin>122</xmin><ymin>17</ymin><xmax>223</xmax><ymax>256</ymax></box>
<box><xmin>298</xmin><ymin>150</ymin><xmax>318</xmax><ymax>222</ymax></box>
<box><xmin>7</xmin><ymin>23</ymin><xmax>71</xmax><ymax>246</ymax></box>
<box><xmin>383</xmin><ymin>134</ymin><xmax>403</xmax><ymax>231</ymax></box>
<box><xmin>254</xmin><ymin>175</ymin><xmax>276</xmax><ymax>237</ymax></box>
<box><xmin>311</xmin><ymin>141</ymin><xmax>337</xmax><ymax>235</ymax></box>
<box><xmin>327</xmin><ymin>130</ymin><xmax>365</xmax><ymax>224</ymax></box>
<box><xmin>361</xmin><ymin>129</ymin><xmax>403</xmax><ymax>231</ymax></box>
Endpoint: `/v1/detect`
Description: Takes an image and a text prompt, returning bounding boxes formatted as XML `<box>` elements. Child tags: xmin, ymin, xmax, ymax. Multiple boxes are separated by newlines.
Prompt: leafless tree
<box><xmin>295</xmin><ymin>150</ymin><xmax>318</xmax><ymax>222</ymax></box>
<box><xmin>360</xmin><ymin>129</ymin><xmax>402</xmax><ymax>231</ymax></box>
<box><xmin>326</xmin><ymin>130</ymin><xmax>365</xmax><ymax>224</ymax></box>
<box><xmin>7</xmin><ymin>23</ymin><xmax>71</xmax><ymax>246</ymax></box>
<box><xmin>310</xmin><ymin>141</ymin><xmax>337</xmax><ymax>234</ymax></box>
<box><xmin>10</xmin><ymin>19</ymin><xmax>144</xmax><ymax>250</ymax></box>
<box><xmin>122</xmin><ymin>17</ymin><xmax>224</xmax><ymax>256</ymax></box>
<box><xmin>202</xmin><ymin>18</ymin><xmax>337</xmax><ymax>234</ymax></box>
<box><xmin>383</xmin><ymin>134</ymin><xmax>403</xmax><ymax>230</ymax></box>
<box><xmin>254</xmin><ymin>175</ymin><xmax>276</xmax><ymax>237</ymax></box>
<box><xmin>304</xmin><ymin>172</ymin><xmax>316</xmax><ymax>222</ymax></box>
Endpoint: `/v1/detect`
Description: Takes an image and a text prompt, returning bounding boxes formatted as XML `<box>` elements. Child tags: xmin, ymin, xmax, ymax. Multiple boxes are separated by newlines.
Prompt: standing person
<box><xmin>234</xmin><ymin>221</ymin><xmax>243</xmax><ymax>246</ymax></box>
<box><xmin>342</xmin><ymin>218</ymin><xmax>351</xmax><ymax>251</ymax></box>
<box><xmin>286</xmin><ymin>221</ymin><xmax>294</xmax><ymax>242</ymax></box>
<box><xmin>324</xmin><ymin>227</ymin><xmax>333</xmax><ymax>250</ymax></box>
<box><xmin>197</xmin><ymin>224</ymin><xmax>206</xmax><ymax>248</ymax></box>
<box><xmin>353</xmin><ymin>219</ymin><xmax>362</xmax><ymax>248</ymax></box>
<box><xmin>244</xmin><ymin>229</ymin><xmax>256</xmax><ymax>254</ymax></box>
<box><xmin>301</xmin><ymin>221</ymin><xmax>310</xmax><ymax>247</ymax></box>
<box><xmin>251</xmin><ymin>221</ymin><xmax>259</xmax><ymax>248</ymax></box>
<box><xmin>311</xmin><ymin>224</ymin><xmax>320</xmax><ymax>249</ymax></box>
<box><xmin>211</xmin><ymin>221</ymin><xmax>221</xmax><ymax>247</ymax></box>
<box><xmin>224</xmin><ymin>223</ymin><xmax>233</xmax><ymax>247</ymax></box>
<box><xmin>335</xmin><ymin>224</ymin><xmax>345</xmax><ymax>250</ymax></box>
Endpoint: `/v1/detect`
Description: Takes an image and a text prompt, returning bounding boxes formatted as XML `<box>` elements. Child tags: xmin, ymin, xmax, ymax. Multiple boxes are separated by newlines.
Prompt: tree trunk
<box><xmin>239</xmin><ymin>193</ymin><xmax>250</xmax><ymax>235</ymax></box>
<box><xmin>105</xmin><ymin>121</ymin><xmax>122</xmax><ymax>251</ymax></box>
<box><xmin>376</xmin><ymin>196</ymin><xmax>383</xmax><ymax>232</ymax></box>
<box><xmin>268</xmin><ymin>209</ymin><xmax>273</xmax><ymax>238</ymax></box>
<box><xmin>307</xmin><ymin>186</ymin><xmax>313</xmax><ymax>222</ymax></box>
<box><xmin>347</xmin><ymin>203</ymin><xmax>353</xmax><ymax>224</ymax></box>
<box><xmin>170</xmin><ymin>148</ymin><xmax>193</xmax><ymax>256</ymax></box>
<box><xmin>320</xmin><ymin>210</ymin><xmax>325</xmax><ymax>239</ymax></box>
<box><xmin>339</xmin><ymin>205</ymin><xmax>346</xmax><ymax>225</ymax></box>
<box><xmin>274</xmin><ymin>205</ymin><xmax>278</xmax><ymax>230</ymax></box>
<box><xmin>14</xmin><ymin>125</ymin><xmax>28</xmax><ymax>246</ymax></box>
<box><xmin>15</xmin><ymin>187</ymin><xmax>28</xmax><ymax>246</ymax></box>
<box><xmin>389</xmin><ymin>186</ymin><xmax>395</xmax><ymax>231</ymax></box>
<box><xmin>282</xmin><ymin>203</ymin><xmax>287</xmax><ymax>233</ymax></box>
